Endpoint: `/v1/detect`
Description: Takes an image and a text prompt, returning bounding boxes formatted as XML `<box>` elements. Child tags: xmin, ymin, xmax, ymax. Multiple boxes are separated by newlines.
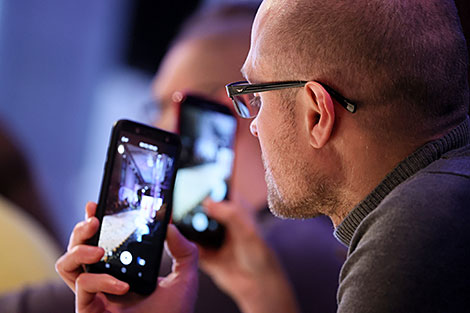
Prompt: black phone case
<box><xmin>86</xmin><ymin>119</ymin><xmax>181</xmax><ymax>295</ymax></box>
<box><xmin>173</xmin><ymin>95</ymin><xmax>237</xmax><ymax>249</ymax></box>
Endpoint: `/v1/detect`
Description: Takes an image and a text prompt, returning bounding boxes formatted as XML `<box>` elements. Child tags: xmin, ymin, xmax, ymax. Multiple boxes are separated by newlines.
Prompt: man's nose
<box><xmin>250</xmin><ymin>117</ymin><xmax>258</xmax><ymax>137</ymax></box>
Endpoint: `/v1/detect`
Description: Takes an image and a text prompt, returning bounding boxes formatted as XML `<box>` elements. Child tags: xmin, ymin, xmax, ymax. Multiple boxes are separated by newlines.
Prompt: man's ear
<box><xmin>304</xmin><ymin>81</ymin><xmax>335</xmax><ymax>149</ymax></box>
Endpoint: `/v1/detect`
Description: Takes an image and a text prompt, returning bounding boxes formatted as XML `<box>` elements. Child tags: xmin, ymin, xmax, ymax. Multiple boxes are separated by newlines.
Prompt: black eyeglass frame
<box><xmin>225</xmin><ymin>80</ymin><xmax>357</xmax><ymax>118</ymax></box>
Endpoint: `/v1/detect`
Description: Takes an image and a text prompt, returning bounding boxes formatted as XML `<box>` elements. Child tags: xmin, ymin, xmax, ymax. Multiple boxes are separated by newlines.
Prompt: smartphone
<box><xmin>172</xmin><ymin>94</ymin><xmax>237</xmax><ymax>249</ymax></box>
<box><xmin>86</xmin><ymin>119</ymin><xmax>181</xmax><ymax>295</ymax></box>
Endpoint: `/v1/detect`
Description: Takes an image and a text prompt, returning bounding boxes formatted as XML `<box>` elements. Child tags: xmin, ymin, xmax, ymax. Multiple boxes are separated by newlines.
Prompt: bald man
<box><xmin>217</xmin><ymin>0</ymin><xmax>470</xmax><ymax>312</ymax></box>
<box><xmin>152</xmin><ymin>4</ymin><xmax>345</xmax><ymax>313</ymax></box>
<box><xmin>56</xmin><ymin>0</ymin><xmax>470</xmax><ymax>312</ymax></box>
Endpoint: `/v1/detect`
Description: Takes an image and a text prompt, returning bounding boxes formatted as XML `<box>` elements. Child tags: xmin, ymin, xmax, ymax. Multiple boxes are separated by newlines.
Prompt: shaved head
<box><xmin>252</xmin><ymin>0</ymin><xmax>469</xmax><ymax>142</ymax></box>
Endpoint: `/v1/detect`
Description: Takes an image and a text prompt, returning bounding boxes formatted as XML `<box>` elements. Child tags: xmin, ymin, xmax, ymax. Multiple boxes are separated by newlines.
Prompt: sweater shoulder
<box><xmin>338</xmin><ymin>153</ymin><xmax>470</xmax><ymax>312</ymax></box>
<box><xmin>352</xmin><ymin>150</ymin><xmax>470</xmax><ymax>249</ymax></box>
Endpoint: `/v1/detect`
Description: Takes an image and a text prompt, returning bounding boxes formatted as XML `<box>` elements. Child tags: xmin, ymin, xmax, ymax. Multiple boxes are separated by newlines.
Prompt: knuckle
<box><xmin>66</xmin><ymin>239</ymin><xmax>75</xmax><ymax>252</ymax></box>
<box><xmin>55</xmin><ymin>258</ymin><xmax>63</xmax><ymax>273</ymax></box>
<box><xmin>75</xmin><ymin>273</ymin><xmax>88</xmax><ymax>287</ymax></box>
<box><xmin>69</xmin><ymin>244</ymin><xmax>88</xmax><ymax>259</ymax></box>
<box><xmin>73</xmin><ymin>220</ymin><xmax>86</xmax><ymax>233</ymax></box>
<box><xmin>69</xmin><ymin>244</ymin><xmax>81</xmax><ymax>255</ymax></box>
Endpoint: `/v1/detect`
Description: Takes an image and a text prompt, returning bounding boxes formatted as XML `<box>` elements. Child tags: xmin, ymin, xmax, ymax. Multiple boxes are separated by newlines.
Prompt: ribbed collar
<box><xmin>334</xmin><ymin>117</ymin><xmax>470</xmax><ymax>247</ymax></box>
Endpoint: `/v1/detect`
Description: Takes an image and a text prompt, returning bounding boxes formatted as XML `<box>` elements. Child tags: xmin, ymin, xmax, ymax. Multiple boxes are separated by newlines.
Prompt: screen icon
<box><xmin>120</xmin><ymin>251</ymin><xmax>133</xmax><ymax>265</ymax></box>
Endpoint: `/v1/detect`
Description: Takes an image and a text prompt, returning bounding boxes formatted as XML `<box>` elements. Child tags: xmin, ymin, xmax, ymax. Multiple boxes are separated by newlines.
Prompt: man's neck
<box><xmin>329</xmin><ymin>135</ymin><xmax>426</xmax><ymax>227</ymax></box>
<box><xmin>334</xmin><ymin>117</ymin><xmax>470</xmax><ymax>246</ymax></box>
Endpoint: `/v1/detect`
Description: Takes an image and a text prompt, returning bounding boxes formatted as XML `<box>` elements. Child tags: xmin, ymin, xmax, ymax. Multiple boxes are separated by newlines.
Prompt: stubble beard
<box><xmin>264</xmin><ymin>159</ymin><xmax>341</xmax><ymax>220</ymax></box>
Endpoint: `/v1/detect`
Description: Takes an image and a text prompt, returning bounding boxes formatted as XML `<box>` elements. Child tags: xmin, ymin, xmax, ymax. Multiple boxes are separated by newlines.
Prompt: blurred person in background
<box><xmin>0</xmin><ymin>122</ymin><xmax>74</xmax><ymax>312</ymax></box>
<box><xmin>0</xmin><ymin>122</ymin><xmax>61</xmax><ymax>245</ymax></box>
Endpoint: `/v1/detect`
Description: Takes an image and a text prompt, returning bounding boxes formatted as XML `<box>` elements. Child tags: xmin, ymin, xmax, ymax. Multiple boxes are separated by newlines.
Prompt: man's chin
<box><xmin>265</xmin><ymin>168</ymin><xmax>313</xmax><ymax>219</ymax></box>
<box><xmin>267</xmin><ymin>193</ymin><xmax>323</xmax><ymax>220</ymax></box>
<box><xmin>264</xmin><ymin>161</ymin><xmax>324</xmax><ymax>219</ymax></box>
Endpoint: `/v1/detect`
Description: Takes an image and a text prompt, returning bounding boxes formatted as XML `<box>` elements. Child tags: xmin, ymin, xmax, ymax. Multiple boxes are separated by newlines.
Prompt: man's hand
<box><xmin>55</xmin><ymin>202</ymin><xmax>198</xmax><ymax>313</ymax></box>
<box><xmin>199</xmin><ymin>199</ymin><xmax>299</xmax><ymax>313</ymax></box>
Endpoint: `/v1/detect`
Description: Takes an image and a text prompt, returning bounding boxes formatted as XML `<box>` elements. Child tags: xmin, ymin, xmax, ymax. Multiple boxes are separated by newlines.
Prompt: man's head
<box><xmin>239</xmin><ymin>0</ymin><xmax>469</xmax><ymax>222</ymax></box>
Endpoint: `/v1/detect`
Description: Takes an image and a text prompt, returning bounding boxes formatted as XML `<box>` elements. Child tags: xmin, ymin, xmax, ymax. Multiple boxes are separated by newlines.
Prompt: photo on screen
<box><xmin>172</xmin><ymin>104</ymin><xmax>237</xmax><ymax>232</ymax></box>
<box><xmin>96</xmin><ymin>132</ymin><xmax>176</xmax><ymax>279</ymax></box>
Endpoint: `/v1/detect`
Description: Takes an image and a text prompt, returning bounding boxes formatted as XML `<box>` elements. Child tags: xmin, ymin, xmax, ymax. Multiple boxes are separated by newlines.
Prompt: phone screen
<box><xmin>172</xmin><ymin>95</ymin><xmax>237</xmax><ymax>247</ymax></box>
<box><xmin>88</xmin><ymin>120</ymin><xmax>180</xmax><ymax>294</ymax></box>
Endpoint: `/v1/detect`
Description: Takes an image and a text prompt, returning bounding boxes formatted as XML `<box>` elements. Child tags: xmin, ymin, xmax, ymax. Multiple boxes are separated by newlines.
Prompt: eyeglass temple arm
<box><xmin>227</xmin><ymin>81</ymin><xmax>307</xmax><ymax>95</ymax></box>
<box><xmin>319</xmin><ymin>83</ymin><xmax>357</xmax><ymax>113</ymax></box>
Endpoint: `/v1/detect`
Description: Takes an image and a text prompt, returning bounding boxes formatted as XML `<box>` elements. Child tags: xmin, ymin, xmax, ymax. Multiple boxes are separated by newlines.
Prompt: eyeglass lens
<box><xmin>233</xmin><ymin>93</ymin><xmax>261</xmax><ymax>118</ymax></box>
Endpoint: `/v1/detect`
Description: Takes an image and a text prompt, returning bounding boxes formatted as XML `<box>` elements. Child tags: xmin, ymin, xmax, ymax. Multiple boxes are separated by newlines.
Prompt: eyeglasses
<box><xmin>225</xmin><ymin>80</ymin><xmax>357</xmax><ymax>118</ymax></box>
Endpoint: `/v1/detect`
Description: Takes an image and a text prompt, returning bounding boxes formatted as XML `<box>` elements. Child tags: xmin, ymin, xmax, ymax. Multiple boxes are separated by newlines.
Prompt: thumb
<box><xmin>203</xmin><ymin>199</ymin><xmax>257</xmax><ymax>240</ymax></box>
<box><xmin>165</xmin><ymin>224</ymin><xmax>198</xmax><ymax>272</ymax></box>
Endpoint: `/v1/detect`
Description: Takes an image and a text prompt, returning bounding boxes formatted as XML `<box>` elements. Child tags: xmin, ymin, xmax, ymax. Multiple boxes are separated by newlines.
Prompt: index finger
<box><xmin>85</xmin><ymin>202</ymin><xmax>97</xmax><ymax>219</ymax></box>
<box><xmin>67</xmin><ymin>216</ymin><xmax>100</xmax><ymax>251</ymax></box>
<box><xmin>68</xmin><ymin>202</ymin><xmax>99</xmax><ymax>251</ymax></box>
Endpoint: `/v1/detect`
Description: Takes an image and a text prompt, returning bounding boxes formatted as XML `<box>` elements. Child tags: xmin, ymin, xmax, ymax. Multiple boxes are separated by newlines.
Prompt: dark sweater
<box><xmin>334</xmin><ymin>118</ymin><xmax>470</xmax><ymax>312</ymax></box>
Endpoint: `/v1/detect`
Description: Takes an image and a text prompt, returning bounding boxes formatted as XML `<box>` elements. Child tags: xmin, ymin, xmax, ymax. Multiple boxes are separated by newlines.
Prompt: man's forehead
<box><xmin>240</xmin><ymin>36</ymin><xmax>274</xmax><ymax>83</ymax></box>
<box><xmin>241</xmin><ymin>54</ymin><xmax>264</xmax><ymax>83</ymax></box>
<box><xmin>240</xmin><ymin>61</ymin><xmax>251</xmax><ymax>80</ymax></box>
<box><xmin>240</xmin><ymin>28</ymin><xmax>264</xmax><ymax>82</ymax></box>
<box><xmin>240</xmin><ymin>0</ymin><xmax>281</xmax><ymax>83</ymax></box>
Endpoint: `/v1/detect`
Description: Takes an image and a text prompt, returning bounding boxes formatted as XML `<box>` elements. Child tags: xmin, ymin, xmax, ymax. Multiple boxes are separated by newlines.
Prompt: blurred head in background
<box><xmin>0</xmin><ymin>122</ymin><xmax>59</xmax><ymax>244</ymax></box>
<box><xmin>151</xmin><ymin>2</ymin><xmax>267</xmax><ymax>210</ymax></box>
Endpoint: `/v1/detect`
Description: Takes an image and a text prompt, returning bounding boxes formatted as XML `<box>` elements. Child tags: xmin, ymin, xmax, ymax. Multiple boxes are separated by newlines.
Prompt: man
<box><xmin>56</xmin><ymin>0</ymin><xmax>470</xmax><ymax>312</ymax></box>
<box><xmin>153</xmin><ymin>3</ymin><xmax>344</xmax><ymax>313</ymax></box>
<box><xmin>213</xmin><ymin>0</ymin><xmax>470</xmax><ymax>311</ymax></box>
